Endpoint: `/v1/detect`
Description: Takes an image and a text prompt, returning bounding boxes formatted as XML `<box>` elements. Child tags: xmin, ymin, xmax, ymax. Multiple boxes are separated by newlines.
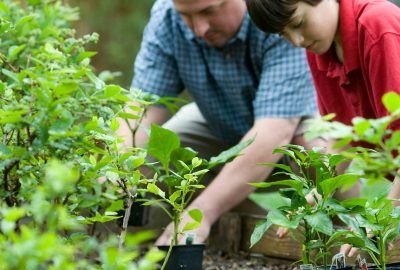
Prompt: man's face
<box><xmin>173</xmin><ymin>0</ymin><xmax>246</xmax><ymax>48</ymax></box>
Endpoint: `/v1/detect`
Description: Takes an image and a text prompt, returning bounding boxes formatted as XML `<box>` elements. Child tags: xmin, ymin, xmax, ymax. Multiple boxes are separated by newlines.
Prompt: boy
<box><xmin>245</xmin><ymin>0</ymin><xmax>400</xmax><ymax>256</ymax></box>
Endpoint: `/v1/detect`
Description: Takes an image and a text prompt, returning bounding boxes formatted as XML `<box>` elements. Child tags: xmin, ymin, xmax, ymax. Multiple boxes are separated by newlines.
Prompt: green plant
<box><xmin>0</xmin><ymin>0</ymin><xmax>167</xmax><ymax>268</ymax></box>
<box><xmin>332</xmin><ymin>196</ymin><xmax>400</xmax><ymax>270</ymax></box>
<box><xmin>304</xmin><ymin>91</ymin><xmax>400</xmax><ymax>269</ymax></box>
<box><xmin>250</xmin><ymin>145</ymin><xmax>360</xmax><ymax>268</ymax></box>
<box><xmin>0</xmin><ymin>161</ymin><xmax>164</xmax><ymax>270</ymax></box>
<box><xmin>139</xmin><ymin>124</ymin><xmax>253</xmax><ymax>270</ymax></box>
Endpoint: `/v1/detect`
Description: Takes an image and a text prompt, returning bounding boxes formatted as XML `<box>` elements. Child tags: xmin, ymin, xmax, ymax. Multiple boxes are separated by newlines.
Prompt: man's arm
<box><xmin>156</xmin><ymin>116</ymin><xmax>300</xmax><ymax>245</ymax></box>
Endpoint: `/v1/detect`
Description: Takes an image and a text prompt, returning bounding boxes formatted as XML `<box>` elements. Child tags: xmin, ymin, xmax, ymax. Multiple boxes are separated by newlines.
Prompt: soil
<box><xmin>203</xmin><ymin>250</ymin><xmax>294</xmax><ymax>270</ymax></box>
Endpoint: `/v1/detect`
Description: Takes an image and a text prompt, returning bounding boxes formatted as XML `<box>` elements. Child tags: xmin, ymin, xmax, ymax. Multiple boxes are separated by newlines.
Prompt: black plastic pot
<box><xmin>368</xmin><ymin>262</ymin><xmax>400</xmax><ymax>270</ymax></box>
<box><xmin>158</xmin><ymin>244</ymin><xmax>205</xmax><ymax>270</ymax></box>
<box><xmin>118</xmin><ymin>199</ymin><xmax>149</xmax><ymax>227</ymax></box>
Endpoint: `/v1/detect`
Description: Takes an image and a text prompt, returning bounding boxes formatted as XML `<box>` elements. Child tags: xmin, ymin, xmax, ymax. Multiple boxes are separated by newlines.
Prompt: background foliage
<box><xmin>70</xmin><ymin>0</ymin><xmax>154</xmax><ymax>88</ymax></box>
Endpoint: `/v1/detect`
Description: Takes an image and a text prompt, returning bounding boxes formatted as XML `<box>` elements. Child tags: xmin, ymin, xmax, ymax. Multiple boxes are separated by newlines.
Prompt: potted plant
<box><xmin>140</xmin><ymin>124</ymin><xmax>253</xmax><ymax>270</ymax></box>
<box><xmin>250</xmin><ymin>145</ymin><xmax>359</xmax><ymax>269</ymax></box>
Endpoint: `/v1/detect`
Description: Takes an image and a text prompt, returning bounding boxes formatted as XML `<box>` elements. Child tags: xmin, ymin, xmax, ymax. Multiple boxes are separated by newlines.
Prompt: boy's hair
<box><xmin>245</xmin><ymin>0</ymin><xmax>322</xmax><ymax>34</ymax></box>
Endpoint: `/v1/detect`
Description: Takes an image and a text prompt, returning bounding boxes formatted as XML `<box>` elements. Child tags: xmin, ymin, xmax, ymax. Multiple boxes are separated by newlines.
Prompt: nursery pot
<box><xmin>158</xmin><ymin>244</ymin><xmax>205</xmax><ymax>270</ymax></box>
<box><xmin>118</xmin><ymin>198</ymin><xmax>149</xmax><ymax>227</ymax></box>
<box><xmin>368</xmin><ymin>262</ymin><xmax>400</xmax><ymax>270</ymax></box>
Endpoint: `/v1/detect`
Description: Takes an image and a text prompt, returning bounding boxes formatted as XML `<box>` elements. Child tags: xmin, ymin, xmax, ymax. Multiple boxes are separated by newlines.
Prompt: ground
<box><xmin>203</xmin><ymin>250</ymin><xmax>294</xmax><ymax>270</ymax></box>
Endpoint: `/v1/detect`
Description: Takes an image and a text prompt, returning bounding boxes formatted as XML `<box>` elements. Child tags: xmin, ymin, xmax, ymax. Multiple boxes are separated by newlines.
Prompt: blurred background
<box><xmin>70</xmin><ymin>0</ymin><xmax>154</xmax><ymax>88</ymax></box>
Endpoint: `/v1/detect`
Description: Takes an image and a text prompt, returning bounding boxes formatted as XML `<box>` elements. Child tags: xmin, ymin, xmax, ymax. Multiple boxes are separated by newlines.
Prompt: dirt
<box><xmin>203</xmin><ymin>250</ymin><xmax>295</xmax><ymax>270</ymax></box>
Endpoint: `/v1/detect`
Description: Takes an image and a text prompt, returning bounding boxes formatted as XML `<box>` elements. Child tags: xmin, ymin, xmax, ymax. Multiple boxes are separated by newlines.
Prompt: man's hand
<box><xmin>155</xmin><ymin>210</ymin><xmax>212</xmax><ymax>245</ymax></box>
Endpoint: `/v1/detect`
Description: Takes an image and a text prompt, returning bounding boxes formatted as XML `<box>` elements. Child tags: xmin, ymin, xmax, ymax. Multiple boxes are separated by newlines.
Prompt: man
<box><xmin>120</xmin><ymin>0</ymin><xmax>318</xmax><ymax>245</ymax></box>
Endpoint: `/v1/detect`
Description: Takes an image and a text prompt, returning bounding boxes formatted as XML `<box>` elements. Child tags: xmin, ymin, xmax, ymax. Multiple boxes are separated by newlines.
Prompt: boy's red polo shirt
<box><xmin>307</xmin><ymin>0</ymin><xmax>400</xmax><ymax>133</ymax></box>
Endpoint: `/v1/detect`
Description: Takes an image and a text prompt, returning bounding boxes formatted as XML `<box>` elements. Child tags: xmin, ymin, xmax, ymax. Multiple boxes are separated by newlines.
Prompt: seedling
<box><xmin>141</xmin><ymin>124</ymin><xmax>253</xmax><ymax>270</ymax></box>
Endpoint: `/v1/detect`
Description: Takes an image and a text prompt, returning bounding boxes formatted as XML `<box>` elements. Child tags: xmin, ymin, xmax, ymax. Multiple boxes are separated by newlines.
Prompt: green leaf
<box><xmin>188</xmin><ymin>208</ymin><xmax>202</xmax><ymax>223</ymax></box>
<box><xmin>249</xmin><ymin>180</ymin><xmax>304</xmax><ymax>195</ymax></box>
<box><xmin>257</xmin><ymin>163</ymin><xmax>292</xmax><ymax>173</ymax></box>
<box><xmin>207</xmin><ymin>137</ymin><xmax>253</xmax><ymax>169</ymax></box>
<box><xmin>332</xmin><ymin>137</ymin><xmax>353</xmax><ymax>149</ymax></box>
<box><xmin>3</xmin><ymin>208</ymin><xmax>25</xmax><ymax>222</ymax></box>
<box><xmin>8</xmin><ymin>44</ymin><xmax>26</xmax><ymax>61</ymax></box>
<box><xmin>319</xmin><ymin>174</ymin><xmax>360</xmax><ymax>197</ymax></box>
<box><xmin>353</xmin><ymin>117</ymin><xmax>371</xmax><ymax>136</ymax></box>
<box><xmin>2</xmin><ymin>68</ymin><xmax>19</xmax><ymax>82</ymax></box>
<box><xmin>191</xmin><ymin>169</ymin><xmax>209</xmax><ymax>176</ymax></box>
<box><xmin>55</xmin><ymin>81</ymin><xmax>79</xmax><ymax>96</ymax></box>
<box><xmin>182</xmin><ymin>221</ymin><xmax>200</xmax><ymax>232</ymax></box>
<box><xmin>147</xmin><ymin>124</ymin><xmax>180</xmax><ymax>172</ymax></box>
<box><xmin>103</xmin><ymin>84</ymin><xmax>121</xmax><ymax>98</ymax></box>
<box><xmin>177</xmin><ymin>160</ymin><xmax>190</xmax><ymax>171</ymax></box>
<box><xmin>75</xmin><ymin>51</ymin><xmax>97</xmax><ymax>62</ymax></box>
<box><xmin>105</xmin><ymin>171</ymin><xmax>119</xmax><ymax>183</ymax></box>
<box><xmin>382</xmin><ymin>91</ymin><xmax>400</xmax><ymax>113</ymax></box>
<box><xmin>250</xmin><ymin>218</ymin><xmax>272</xmax><ymax>248</ymax></box>
<box><xmin>249</xmin><ymin>192</ymin><xmax>290</xmax><ymax>210</ymax></box>
<box><xmin>169</xmin><ymin>190</ymin><xmax>181</xmax><ymax>204</ymax></box>
<box><xmin>106</xmin><ymin>200</ymin><xmax>124</xmax><ymax>212</ymax></box>
<box><xmin>16</xmin><ymin>15</ymin><xmax>35</xmax><ymax>29</ymax></box>
<box><xmin>44</xmin><ymin>160</ymin><xmax>80</xmax><ymax>195</ymax></box>
<box><xmin>147</xmin><ymin>183</ymin><xmax>165</xmax><ymax>198</ymax></box>
<box><xmin>304</xmin><ymin>211</ymin><xmax>333</xmax><ymax>235</ymax></box>
<box><xmin>170</xmin><ymin>147</ymin><xmax>197</xmax><ymax>171</ymax></box>
<box><xmin>0</xmin><ymin>144</ymin><xmax>11</xmax><ymax>156</ymax></box>
<box><xmin>110</xmin><ymin>118</ymin><xmax>120</xmax><ymax>132</ymax></box>
<box><xmin>268</xmin><ymin>208</ymin><xmax>299</xmax><ymax>229</ymax></box>
<box><xmin>49</xmin><ymin>110</ymin><xmax>74</xmax><ymax>135</ymax></box>
<box><xmin>118</xmin><ymin>112</ymin><xmax>140</xmax><ymax>120</ymax></box>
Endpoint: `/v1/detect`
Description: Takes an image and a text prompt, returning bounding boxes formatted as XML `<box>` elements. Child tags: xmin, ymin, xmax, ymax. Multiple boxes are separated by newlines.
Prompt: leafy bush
<box><xmin>0</xmin><ymin>0</ymin><xmax>163</xmax><ymax>268</ymax></box>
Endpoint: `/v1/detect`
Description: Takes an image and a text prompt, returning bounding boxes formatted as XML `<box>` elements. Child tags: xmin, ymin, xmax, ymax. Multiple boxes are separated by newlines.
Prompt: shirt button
<box><xmin>225</xmin><ymin>53</ymin><xmax>231</xmax><ymax>60</ymax></box>
<box><xmin>344</xmin><ymin>81</ymin><xmax>350</xmax><ymax>85</ymax></box>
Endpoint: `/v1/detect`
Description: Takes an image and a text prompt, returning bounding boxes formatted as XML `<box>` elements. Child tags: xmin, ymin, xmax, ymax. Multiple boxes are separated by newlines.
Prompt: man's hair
<box><xmin>245</xmin><ymin>0</ymin><xmax>322</xmax><ymax>34</ymax></box>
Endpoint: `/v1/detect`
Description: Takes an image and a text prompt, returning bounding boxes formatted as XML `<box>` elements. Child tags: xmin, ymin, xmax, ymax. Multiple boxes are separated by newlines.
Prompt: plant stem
<box><xmin>160</xmin><ymin>213</ymin><xmax>179</xmax><ymax>270</ymax></box>
<box><xmin>119</xmin><ymin>195</ymin><xmax>133</xmax><ymax>250</ymax></box>
<box><xmin>160</xmin><ymin>240</ymin><xmax>174</xmax><ymax>270</ymax></box>
<box><xmin>379</xmin><ymin>231</ymin><xmax>386</xmax><ymax>270</ymax></box>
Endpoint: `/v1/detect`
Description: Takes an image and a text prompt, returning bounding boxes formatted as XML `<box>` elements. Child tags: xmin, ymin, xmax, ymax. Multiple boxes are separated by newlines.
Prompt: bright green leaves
<box><xmin>0</xmin><ymin>1</ymin><xmax>165</xmax><ymax>269</ymax></box>
<box><xmin>207</xmin><ymin>137</ymin><xmax>254</xmax><ymax>169</ymax></box>
<box><xmin>43</xmin><ymin>160</ymin><xmax>79</xmax><ymax>196</ymax></box>
<box><xmin>182</xmin><ymin>209</ymin><xmax>203</xmax><ymax>232</ymax></box>
<box><xmin>319</xmin><ymin>174</ymin><xmax>360</xmax><ymax>198</ymax></box>
<box><xmin>54</xmin><ymin>81</ymin><xmax>79</xmax><ymax>96</ymax></box>
<box><xmin>382</xmin><ymin>91</ymin><xmax>400</xmax><ymax>113</ymax></box>
<box><xmin>147</xmin><ymin>183</ymin><xmax>165</xmax><ymax>199</ymax></box>
<box><xmin>148</xmin><ymin>124</ymin><xmax>180</xmax><ymax>173</ymax></box>
<box><xmin>8</xmin><ymin>44</ymin><xmax>26</xmax><ymax>61</ymax></box>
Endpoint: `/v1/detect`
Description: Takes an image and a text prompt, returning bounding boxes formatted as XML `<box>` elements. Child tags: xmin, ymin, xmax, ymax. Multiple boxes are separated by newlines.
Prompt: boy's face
<box><xmin>280</xmin><ymin>0</ymin><xmax>340</xmax><ymax>55</ymax></box>
<box><xmin>173</xmin><ymin>0</ymin><xmax>246</xmax><ymax>48</ymax></box>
